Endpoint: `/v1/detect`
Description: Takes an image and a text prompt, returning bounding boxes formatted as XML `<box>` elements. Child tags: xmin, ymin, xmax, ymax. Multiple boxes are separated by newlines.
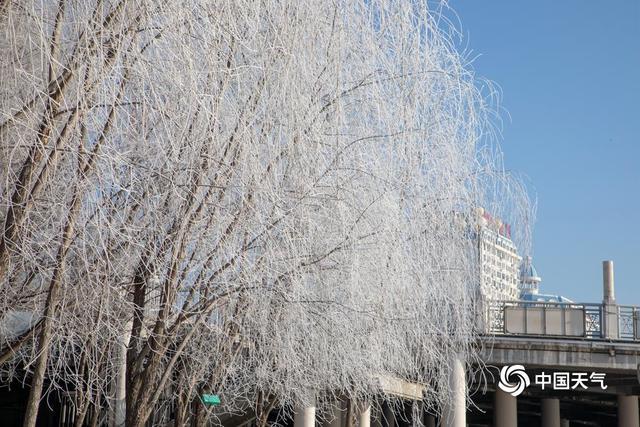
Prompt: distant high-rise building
<box><xmin>475</xmin><ymin>208</ymin><xmax>521</xmax><ymax>301</ymax></box>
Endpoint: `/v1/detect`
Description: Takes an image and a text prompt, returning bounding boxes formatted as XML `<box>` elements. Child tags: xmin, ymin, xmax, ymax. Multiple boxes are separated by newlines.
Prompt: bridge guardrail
<box><xmin>487</xmin><ymin>300</ymin><xmax>639</xmax><ymax>341</ymax></box>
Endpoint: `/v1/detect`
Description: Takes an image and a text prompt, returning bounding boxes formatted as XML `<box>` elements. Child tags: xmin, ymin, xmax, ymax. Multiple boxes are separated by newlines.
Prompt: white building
<box><xmin>476</xmin><ymin>209</ymin><xmax>521</xmax><ymax>301</ymax></box>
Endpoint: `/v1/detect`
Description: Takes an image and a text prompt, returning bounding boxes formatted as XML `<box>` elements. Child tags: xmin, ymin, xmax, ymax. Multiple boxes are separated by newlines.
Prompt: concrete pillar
<box><xmin>618</xmin><ymin>395</ymin><xmax>639</xmax><ymax>427</ymax></box>
<box><xmin>359</xmin><ymin>404</ymin><xmax>371</xmax><ymax>427</ymax></box>
<box><xmin>561</xmin><ymin>420</ymin><xmax>570</xmax><ymax>427</ymax></box>
<box><xmin>295</xmin><ymin>405</ymin><xmax>316</xmax><ymax>427</ymax></box>
<box><xmin>603</xmin><ymin>260</ymin><xmax>616</xmax><ymax>303</ymax></box>
<box><xmin>602</xmin><ymin>260</ymin><xmax>619</xmax><ymax>339</ymax></box>
<box><xmin>541</xmin><ymin>398</ymin><xmax>560</xmax><ymax>427</ymax></box>
<box><xmin>494</xmin><ymin>389</ymin><xmax>517</xmax><ymax>427</ymax></box>
<box><xmin>443</xmin><ymin>357</ymin><xmax>466</xmax><ymax>427</ymax></box>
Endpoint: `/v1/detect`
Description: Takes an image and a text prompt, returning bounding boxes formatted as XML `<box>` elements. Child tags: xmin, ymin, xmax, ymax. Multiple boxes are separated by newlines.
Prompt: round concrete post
<box><xmin>618</xmin><ymin>395</ymin><xmax>639</xmax><ymax>427</ymax></box>
<box><xmin>294</xmin><ymin>405</ymin><xmax>316</xmax><ymax>427</ymax></box>
<box><xmin>359</xmin><ymin>404</ymin><xmax>371</xmax><ymax>427</ymax></box>
<box><xmin>560</xmin><ymin>419</ymin><xmax>570</xmax><ymax>427</ymax></box>
<box><xmin>494</xmin><ymin>389</ymin><xmax>517</xmax><ymax>427</ymax></box>
<box><xmin>541</xmin><ymin>398</ymin><xmax>560</xmax><ymax>427</ymax></box>
<box><xmin>443</xmin><ymin>357</ymin><xmax>466</xmax><ymax>427</ymax></box>
<box><xmin>603</xmin><ymin>260</ymin><xmax>615</xmax><ymax>303</ymax></box>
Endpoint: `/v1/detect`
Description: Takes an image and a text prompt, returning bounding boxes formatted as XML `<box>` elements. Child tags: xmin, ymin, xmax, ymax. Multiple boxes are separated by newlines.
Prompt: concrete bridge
<box><xmin>469</xmin><ymin>335</ymin><xmax>640</xmax><ymax>427</ymax></box>
<box><xmin>461</xmin><ymin>261</ymin><xmax>640</xmax><ymax>427</ymax></box>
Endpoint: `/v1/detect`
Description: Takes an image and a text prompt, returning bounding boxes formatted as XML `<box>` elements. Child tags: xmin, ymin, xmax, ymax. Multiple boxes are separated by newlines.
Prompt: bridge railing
<box><xmin>487</xmin><ymin>300</ymin><xmax>640</xmax><ymax>341</ymax></box>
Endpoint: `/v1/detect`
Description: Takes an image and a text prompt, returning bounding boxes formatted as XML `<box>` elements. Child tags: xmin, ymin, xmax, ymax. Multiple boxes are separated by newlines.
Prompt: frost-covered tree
<box><xmin>0</xmin><ymin>1</ymin><xmax>529</xmax><ymax>426</ymax></box>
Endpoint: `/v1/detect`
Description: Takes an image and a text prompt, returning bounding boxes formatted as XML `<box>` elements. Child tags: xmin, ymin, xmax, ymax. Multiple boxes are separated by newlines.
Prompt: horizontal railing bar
<box><xmin>489</xmin><ymin>300</ymin><xmax>639</xmax><ymax>308</ymax></box>
<box><xmin>485</xmin><ymin>299</ymin><xmax>639</xmax><ymax>342</ymax></box>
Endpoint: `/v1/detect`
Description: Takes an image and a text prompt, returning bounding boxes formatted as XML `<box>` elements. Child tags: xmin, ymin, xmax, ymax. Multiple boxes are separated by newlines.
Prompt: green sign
<box><xmin>201</xmin><ymin>394</ymin><xmax>221</xmax><ymax>406</ymax></box>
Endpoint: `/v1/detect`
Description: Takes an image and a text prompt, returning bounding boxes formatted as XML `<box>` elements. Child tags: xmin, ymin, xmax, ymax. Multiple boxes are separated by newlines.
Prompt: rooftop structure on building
<box><xmin>519</xmin><ymin>255</ymin><xmax>541</xmax><ymax>295</ymax></box>
<box><xmin>518</xmin><ymin>255</ymin><xmax>573</xmax><ymax>303</ymax></box>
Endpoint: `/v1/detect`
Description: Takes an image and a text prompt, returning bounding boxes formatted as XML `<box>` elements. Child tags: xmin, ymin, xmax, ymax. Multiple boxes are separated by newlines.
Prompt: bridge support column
<box><xmin>443</xmin><ymin>357</ymin><xmax>466</xmax><ymax>427</ymax></box>
<box><xmin>359</xmin><ymin>404</ymin><xmax>371</xmax><ymax>427</ymax></box>
<box><xmin>541</xmin><ymin>398</ymin><xmax>560</xmax><ymax>427</ymax></box>
<box><xmin>494</xmin><ymin>389</ymin><xmax>517</xmax><ymax>427</ymax></box>
<box><xmin>618</xmin><ymin>395</ymin><xmax>639</xmax><ymax>427</ymax></box>
<box><xmin>294</xmin><ymin>405</ymin><xmax>316</xmax><ymax>427</ymax></box>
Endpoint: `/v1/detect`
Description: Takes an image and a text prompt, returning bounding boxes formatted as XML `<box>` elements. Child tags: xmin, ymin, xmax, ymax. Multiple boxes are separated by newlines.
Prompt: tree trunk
<box><xmin>21</xmin><ymin>268</ymin><xmax>63</xmax><ymax>427</ymax></box>
<box><xmin>22</xmin><ymin>177</ymin><xmax>84</xmax><ymax>426</ymax></box>
<box><xmin>346</xmin><ymin>399</ymin><xmax>355</xmax><ymax>427</ymax></box>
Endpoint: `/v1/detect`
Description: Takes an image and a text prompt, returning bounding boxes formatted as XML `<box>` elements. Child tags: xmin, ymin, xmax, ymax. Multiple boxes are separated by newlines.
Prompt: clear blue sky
<box><xmin>449</xmin><ymin>1</ymin><xmax>640</xmax><ymax>305</ymax></box>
